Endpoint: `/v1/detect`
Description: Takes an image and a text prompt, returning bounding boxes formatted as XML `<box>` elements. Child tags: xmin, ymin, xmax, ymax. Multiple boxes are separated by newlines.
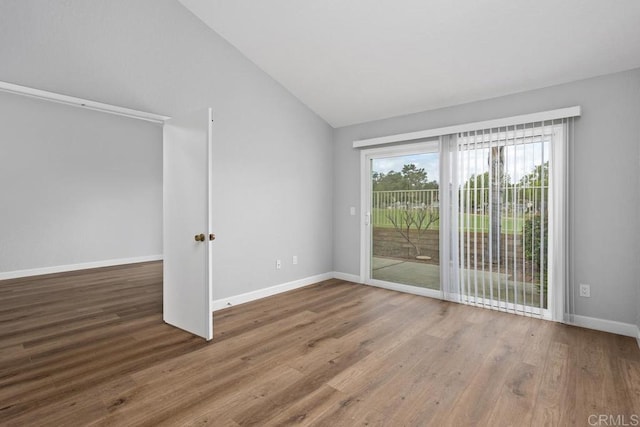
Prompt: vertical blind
<box><xmin>357</xmin><ymin>108</ymin><xmax>579</xmax><ymax>323</ymax></box>
<box><xmin>443</xmin><ymin>118</ymin><xmax>573</xmax><ymax>319</ymax></box>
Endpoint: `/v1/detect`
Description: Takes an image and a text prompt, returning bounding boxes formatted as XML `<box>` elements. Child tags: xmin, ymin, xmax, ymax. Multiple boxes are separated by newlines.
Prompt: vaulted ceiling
<box><xmin>179</xmin><ymin>0</ymin><xmax>640</xmax><ymax>127</ymax></box>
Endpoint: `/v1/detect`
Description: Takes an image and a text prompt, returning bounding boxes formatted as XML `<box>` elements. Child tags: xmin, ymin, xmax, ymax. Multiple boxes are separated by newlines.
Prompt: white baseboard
<box><xmin>212</xmin><ymin>272</ymin><xmax>335</xmax><ymax>311</ymax></box>
<box><xmin>636</xmin><ymin>326</ymin><xmax>640</xmax><ymax>350</ymax></box>
<box><xmin>332</xmin><ymin>271</ymin><xmax>361</xmax><ymax>283</ymax></box>
<box><xmin>569</xmin><ymin>314</ymin><xmax>638</xmax><ymax>338</ymax></box>
<box><xmin>0</xmin><ymin>255</ymin><xmax>163</xmax><ymax>280</ymax></box>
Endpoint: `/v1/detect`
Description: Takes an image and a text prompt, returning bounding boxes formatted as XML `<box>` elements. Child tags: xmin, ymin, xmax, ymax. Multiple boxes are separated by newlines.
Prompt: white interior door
<box><xmin>163</xmin><ymin>108</ymin><xmax>213</xmax><ymax>340</ymax></box>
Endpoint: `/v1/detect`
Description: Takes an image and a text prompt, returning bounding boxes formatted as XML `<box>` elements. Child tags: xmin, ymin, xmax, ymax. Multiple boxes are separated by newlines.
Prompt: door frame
<box><xmin>359</xmin><ymin>140</ymin><xmax>443</xmax><ymax>299</ymax></box>
<box><xmin>358</xmin><ymin>124</ymin><xmax>565</xmax><ymax>322</ymax></box>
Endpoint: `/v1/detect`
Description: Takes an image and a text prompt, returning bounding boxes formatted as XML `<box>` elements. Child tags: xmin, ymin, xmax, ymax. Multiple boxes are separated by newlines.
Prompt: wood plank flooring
<box><xmin>1</xmin><ymin>261</ymin><xmax>639</xmax><ymax>426</ymax></box>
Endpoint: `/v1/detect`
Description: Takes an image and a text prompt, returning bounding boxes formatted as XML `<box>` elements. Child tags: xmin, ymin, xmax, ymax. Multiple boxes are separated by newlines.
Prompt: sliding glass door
<box><xmin>360</xmin><ymin>119</ymin><xmax>569</xmax><ymax>320</ymax></box>
<box><xmin>363</xmin><ymin>142</ymin><xmax>442</xmax><ymax>298</ymax></box>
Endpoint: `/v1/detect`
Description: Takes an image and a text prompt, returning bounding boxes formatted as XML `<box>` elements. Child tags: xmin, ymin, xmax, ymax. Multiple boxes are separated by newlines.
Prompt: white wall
<box><xmin>333</xmin><ymin>68</ymin><xmax>640</xmax><ymax>326</ymax></box>
<box><xmin>0</xmin><ymin>0</ymin><xmax>333</xmax><ymax>298</ymax></box>
<box><xmin>0</xmin><ymin>91</ymin><xmax>162</xmax><ymax>274</ymax></box>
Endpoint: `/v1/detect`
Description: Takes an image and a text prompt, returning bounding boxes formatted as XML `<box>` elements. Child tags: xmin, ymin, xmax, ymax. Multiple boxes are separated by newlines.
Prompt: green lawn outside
<box><xmin>372</xmin><ymin>208</ymin><xmax>526</xmax><ymax>233</ymax></box>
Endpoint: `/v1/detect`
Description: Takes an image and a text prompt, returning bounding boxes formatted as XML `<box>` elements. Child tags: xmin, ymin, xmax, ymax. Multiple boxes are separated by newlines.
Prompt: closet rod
<box><xmin>0</xmin><ymin>81</ymin><xmax>170</xmax><ymax>124</ymax></box>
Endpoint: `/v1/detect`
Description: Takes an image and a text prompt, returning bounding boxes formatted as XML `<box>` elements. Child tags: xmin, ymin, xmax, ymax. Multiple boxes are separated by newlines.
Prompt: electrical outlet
<box><xmin>292</xmin><ymin>255</ymin><xmax>298</xmax><ymax>265</ymax></box>
<box><xmin>276</xmin><ymin>259</ymin><xmax>282</xmax><ymax>270</ymax></box>
<box><xmin>579</xmin><ymin>284</ymin><xmax>591</xmax><ymax>298</ymax></box>
<box><xmin>350</xmin><ymin>207</ymin><xmax>356</xmax><ymax>216</ymax></box>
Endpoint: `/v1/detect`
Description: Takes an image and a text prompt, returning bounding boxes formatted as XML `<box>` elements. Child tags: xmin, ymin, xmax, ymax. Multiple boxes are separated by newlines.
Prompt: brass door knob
<box><xmin>209</xmin><ymin>233</ymin><xmax>216</xmax><ymax>241</ymax></box>
<box><xmin>194</xmin><ymin>233</ymin><xmax>205</xmax><ymax>242</ymax></box>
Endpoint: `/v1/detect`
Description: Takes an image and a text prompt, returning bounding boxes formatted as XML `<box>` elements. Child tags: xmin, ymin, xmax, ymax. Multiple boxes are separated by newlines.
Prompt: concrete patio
<box><xmin>372</xmin><ymin>257</ymin><xmax>544</xmax><ymax>308</ymax></box>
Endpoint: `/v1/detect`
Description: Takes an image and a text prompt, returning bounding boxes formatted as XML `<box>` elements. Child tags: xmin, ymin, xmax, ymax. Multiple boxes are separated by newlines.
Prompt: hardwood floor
<box><xmin>1</xmin><ymin>261</ymin><xmax>639</xmax><ymax>426</ymax></box>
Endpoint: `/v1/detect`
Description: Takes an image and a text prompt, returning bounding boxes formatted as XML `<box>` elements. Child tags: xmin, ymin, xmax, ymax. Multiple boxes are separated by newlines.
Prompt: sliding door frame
<box><xmin>359</xmin><ymin>140</ymin><xmax>443</xmax><ymax>299</ymax></box>
<box><xmin>358</xmin><ymin>123</ymin><xmax>568</xmax><ymax>322</ymax></box>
